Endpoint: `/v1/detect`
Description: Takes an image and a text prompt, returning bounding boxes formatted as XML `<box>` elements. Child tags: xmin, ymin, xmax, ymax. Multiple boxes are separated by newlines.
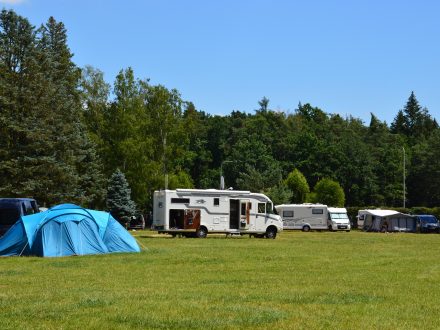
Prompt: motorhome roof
<box><xmin>161</xmin><ymin>189</ymin><xmax>272</xmax><ymax>203</ymax></box>
<box><xmin>175</xmin><ymin>189</ymin><xmax>251</xmax><ymax>195</ymax></box>
<box><xmin>275</xmin><ymin>203</ymin><xmax>327</xmax><ymax>210</ymax></box>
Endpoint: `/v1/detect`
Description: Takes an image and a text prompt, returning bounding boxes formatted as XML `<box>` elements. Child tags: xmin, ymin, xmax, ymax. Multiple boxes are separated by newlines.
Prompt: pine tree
<box><xmin>0</xmin><ymin>11</ymin><xmax>105</xmax><ymax>206</ymax></box>
<box><xmin>391</xmin><ymin>92</ymin><xmax>438</xmax><ymax>139</ymax></box>
<box><xmin>403</xmin><ymin>91</ymin><xmax>422</xmax><ymax>133</ymax></box>
<box><xmin>390</xmin><ymin>110</ymin><xmax>407</xmax><ymax>135</ymax></box>
<box><xmin>257</xmin><ymin>97</ymin><xmax>269</xmax><ymax>113</ymax></box>
<box><xmin>106</xmin><ymin>169</ymin><xmax>136</xmax><ymax>226</ymax></box>
<box><xmin>0</xmin><ymin>10</ymin><xmax>39</xmax><ymax>197</ymax></box>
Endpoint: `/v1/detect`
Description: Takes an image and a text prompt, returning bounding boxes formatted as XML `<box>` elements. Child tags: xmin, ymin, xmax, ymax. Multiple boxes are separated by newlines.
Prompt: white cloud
<box><xmin>0</xmin><ymin>0</ymin><xmax>26</xmax><ymax>4</ymax></box>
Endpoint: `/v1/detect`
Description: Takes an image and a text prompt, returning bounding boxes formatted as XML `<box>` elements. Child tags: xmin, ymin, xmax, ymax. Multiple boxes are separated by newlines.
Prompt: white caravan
<box><xmin>153</xmin><ymin>189</ymin><xmax>283</xmax><ymax>238</ymax></box>
<box><xmin>275</xmin><ymin>204</ymin><xmax>351</xmax><ymax>232</ymax></box>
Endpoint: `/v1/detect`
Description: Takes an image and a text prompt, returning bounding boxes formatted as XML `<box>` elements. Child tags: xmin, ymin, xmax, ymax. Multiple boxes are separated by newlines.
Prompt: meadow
<box><xmin>1</xmin><ymin>230</ymin><xmax>440</xmax><ymax>329</ymax></box>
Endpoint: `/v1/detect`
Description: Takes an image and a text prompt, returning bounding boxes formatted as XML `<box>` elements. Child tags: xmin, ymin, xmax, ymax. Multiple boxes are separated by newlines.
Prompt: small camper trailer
<box><xmin>153</xmin><ymin>189</ymin><xmax>283</xmax><ymax>238</ymax></box>
<box><xmin>275</xmin><ymin>204</ymin><xmax>351</xmax><ymax>232</ymax></box>
<box><xmin>357</xmin><ymin>209</ymin><xmax>416</xmax><ymax>232</ymax></box>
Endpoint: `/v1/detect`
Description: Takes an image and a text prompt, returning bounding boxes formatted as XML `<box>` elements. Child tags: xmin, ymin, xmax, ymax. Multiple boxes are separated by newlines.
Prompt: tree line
<box><xmin>1</xmin><ymin>10</ymin><xmax>439</xmax><ymax>215</ymax></box>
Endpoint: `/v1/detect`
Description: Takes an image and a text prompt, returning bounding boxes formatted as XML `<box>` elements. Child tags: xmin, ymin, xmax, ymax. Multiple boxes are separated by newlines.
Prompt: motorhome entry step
<box><xmin>226</xmin><ymin>232</ymin><xmax>242</xmax><ymax>238</ymax></box>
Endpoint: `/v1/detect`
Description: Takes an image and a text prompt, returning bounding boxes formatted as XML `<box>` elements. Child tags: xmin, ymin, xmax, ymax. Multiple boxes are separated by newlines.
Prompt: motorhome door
<box><xmin>184</xmin><ymin>209</ymin><xmax>201</xmax><ymax>229</ymax></box>
<box><xmin>229</xmin><ymin>199</ymin><xmax>240</xmax><ymax>229</ymax></box>
<box><xmin>240</xmin><ymin>200</ymin><xmax>251</xmax><ymax>229</ymax></box>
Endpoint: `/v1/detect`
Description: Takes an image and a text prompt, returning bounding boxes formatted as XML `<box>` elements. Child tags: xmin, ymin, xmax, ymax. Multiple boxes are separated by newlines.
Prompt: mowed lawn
<box><xmin>1</xmin><ymin>231</ymin><xmax>440</xmax><ymax>329</ymax></box>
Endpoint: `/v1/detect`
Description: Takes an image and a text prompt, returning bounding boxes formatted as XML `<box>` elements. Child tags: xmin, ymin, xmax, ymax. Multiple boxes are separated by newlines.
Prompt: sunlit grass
<box><xmin>1</xmin><ymin>231</ymin><xmax>440</xmax><ymax>329</ymax></box>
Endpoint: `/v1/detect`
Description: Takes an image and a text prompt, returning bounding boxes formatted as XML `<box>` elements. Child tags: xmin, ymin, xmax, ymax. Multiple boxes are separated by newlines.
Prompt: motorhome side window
<box><xmin>241</xmin><ymin>203</ymin><xmax>246</xmax><ymax>215</ymax></box>
<box><xmin>213</xmin><ymin>198</ymin><xmax>219</xmax><ymax>206</ymax></box>
<box><xmin>283</xmin><ymin>210</ymin><xmax>294</xmax><ymax>218</ymax></box>
<box><xmin>312</xmin><ymin>208</ymin><xmax>324</xmax><ymax>214</ymax></box>
<box><xmin>171</xmin><ymin>198</ymin><xmax>190</xmax><ymax>204</ymax></box>
<box><xmin>258</xmin><ymin>203</ymin><xmax>265</xmax><ymax>213</ymax></box>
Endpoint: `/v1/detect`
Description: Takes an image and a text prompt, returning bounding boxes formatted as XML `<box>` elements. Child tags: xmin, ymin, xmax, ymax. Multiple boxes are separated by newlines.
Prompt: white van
<box><xmin>153</xmin><ymin>189</ymin><xmax>283</xmax><ymax>238</ymax></box>
<box><xmin>275</xmin><ymin>204</ymin><xmax>351</xmax><ymax>232</ymax></box>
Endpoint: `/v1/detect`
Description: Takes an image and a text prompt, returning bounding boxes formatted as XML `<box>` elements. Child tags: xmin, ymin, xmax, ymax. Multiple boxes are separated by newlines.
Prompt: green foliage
<box><xmin>264</xmin><ymin>182</ymin><xmax>292</xmax><ymax>206</ymax></box>
<box><xmin>312</xmin><ymin>178</ymin><xmax>345</xmax><ymax>206</ymax></box>
<box><xmin>407</xmin><ymin>130</ymin><xmax>440</xmax><ymax>207</ymax></box>
<box><xmin>391</xmin><ymin>91</ymin><xmax>438</xmax><ymax>140</ymax></box>
<box><xmin>0</xmin><ymin>10</ymin><xmax>105</xmax><ymax>208</ymax></box>
<box><xmin>231</xmin><ymin>137</ymin><xmax>282</xmax><ymax>192</ymax></box>
<box><xmin>106</xmin><ymin>169</ymin><xmax>136</xmax><ymax>225</ymax></box>
<box><xmin>168</xmin><ymin>171</ymin><xmax>194</xmax><ymax>190</ymax></box>
<box><xmin>284</xmin><ymin>169</ymin><xmax>310</xmax><ymax>203</ymax></box>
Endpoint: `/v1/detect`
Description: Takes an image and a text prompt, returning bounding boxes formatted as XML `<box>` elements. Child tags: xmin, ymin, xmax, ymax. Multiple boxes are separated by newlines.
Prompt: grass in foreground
<box><xmin>1</xmin><ymin>230</ymin><xmax>440</xmax><ymax>329</ymax></box>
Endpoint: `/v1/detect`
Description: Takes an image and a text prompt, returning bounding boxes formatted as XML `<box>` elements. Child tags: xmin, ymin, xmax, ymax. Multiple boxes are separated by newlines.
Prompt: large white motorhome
<box><xmin>275</xmin><ymin>204</ymin><xmax>351</xmax><ymax>232</ymax></box>
<box><xmin>153</xmin><ymin>189</ymin><xmax>283</xmax><ymax>238</ymax></box>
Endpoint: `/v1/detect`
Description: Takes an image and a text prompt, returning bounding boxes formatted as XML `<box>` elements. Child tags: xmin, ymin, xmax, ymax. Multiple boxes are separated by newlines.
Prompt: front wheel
<box><xmin>196</xmin><ymin>227</ymin><xmax>208</xmax><ymax>238</ymax></box>
<box><xmin>265</xmin><ymin>227</ymin><xmax>277</xmax><ymax>239</ymax></box>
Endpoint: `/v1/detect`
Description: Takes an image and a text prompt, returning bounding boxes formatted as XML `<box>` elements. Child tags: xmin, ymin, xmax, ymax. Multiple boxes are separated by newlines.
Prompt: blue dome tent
<box><xmin>0</xmin><ymin>204</ymin><xmax>140</xmax><ymax>257</ymax></box>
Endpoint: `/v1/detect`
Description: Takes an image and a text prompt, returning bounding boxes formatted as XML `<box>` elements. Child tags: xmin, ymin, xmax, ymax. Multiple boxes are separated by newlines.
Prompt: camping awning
<box><xmin>360</xmin><ymin>210</ymin><xmax>412</xmax><ymax>218</ymax></box>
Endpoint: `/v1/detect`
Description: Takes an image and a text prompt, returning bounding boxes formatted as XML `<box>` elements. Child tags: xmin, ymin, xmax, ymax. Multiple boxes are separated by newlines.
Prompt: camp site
<box><xmin>2</xmin><ymin>3</ymin><xmax>440</xmax><ymax>329</ymax></box>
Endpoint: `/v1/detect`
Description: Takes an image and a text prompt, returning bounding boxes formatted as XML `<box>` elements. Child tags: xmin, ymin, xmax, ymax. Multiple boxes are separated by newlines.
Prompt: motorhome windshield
<box><xmin>266</xmin><ymin>202</ymin><xmax>275</xmax><ymax>214</ymax></box>
<box><xmin>330</xmin><ymin>213</ymin><xmax>349</xmax><ymax>220</ymax></box>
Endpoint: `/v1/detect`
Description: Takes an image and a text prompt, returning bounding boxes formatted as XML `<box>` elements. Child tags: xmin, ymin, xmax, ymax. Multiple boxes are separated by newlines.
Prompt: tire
<box><xmin>302</xmin><ymin>225</ymin><xmax>311</xmax><ymax>232</ymax></box>
<box><xmin>196</xmin><ymin>227</ymin><xmax>208</xmax><ymax>238</ymax></box>
<box><xmin>265</xmin><ymin>227</ymin><xmax>277</xmax><ymax>239</ymax></box>
<box><xmin>328</xmin><ymin>225</ymin><xmax>333</xmax><ymax>232</ymax></box>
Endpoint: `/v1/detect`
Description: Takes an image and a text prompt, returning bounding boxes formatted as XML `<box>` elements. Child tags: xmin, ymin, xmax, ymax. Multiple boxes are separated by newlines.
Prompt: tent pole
<box><xmin>19</xmin><ymin>241</ymin><xmax>29</xmax><ymax>257</ymax></box>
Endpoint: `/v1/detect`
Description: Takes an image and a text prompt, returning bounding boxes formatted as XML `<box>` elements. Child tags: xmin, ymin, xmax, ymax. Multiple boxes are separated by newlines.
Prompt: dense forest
<box><xmin>1</xmin><ymin>10</ymin><xmax>439</xmax><ymax>213</ymax></box>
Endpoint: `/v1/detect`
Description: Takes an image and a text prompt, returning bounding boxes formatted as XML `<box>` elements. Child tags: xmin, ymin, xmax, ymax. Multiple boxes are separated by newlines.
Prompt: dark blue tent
<box><xmin>0</xmin><ymin>204</ymin><xmax>140</xmax><ymax>257</ymax></box>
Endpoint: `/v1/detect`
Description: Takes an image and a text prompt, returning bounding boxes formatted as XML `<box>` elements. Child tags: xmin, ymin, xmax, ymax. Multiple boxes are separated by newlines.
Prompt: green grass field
<box><xmin>1</xmin><ymin>230</ymin><xmax>440</xmax><ymax>329</ymax></box>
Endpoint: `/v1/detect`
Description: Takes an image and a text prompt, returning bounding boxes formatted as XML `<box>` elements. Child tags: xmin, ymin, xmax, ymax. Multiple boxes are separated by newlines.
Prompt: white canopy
<box><xmin>359</xmin><ymin>209</ymin><xmax>411</xmax><ymax>218</ymax></box>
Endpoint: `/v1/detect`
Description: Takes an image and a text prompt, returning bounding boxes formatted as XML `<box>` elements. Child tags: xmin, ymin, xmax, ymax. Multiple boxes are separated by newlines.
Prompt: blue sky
<box><xmin>2</xmin><ymin>0</ymin><xmax>439</xmax><ymax>124</ymax></box>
